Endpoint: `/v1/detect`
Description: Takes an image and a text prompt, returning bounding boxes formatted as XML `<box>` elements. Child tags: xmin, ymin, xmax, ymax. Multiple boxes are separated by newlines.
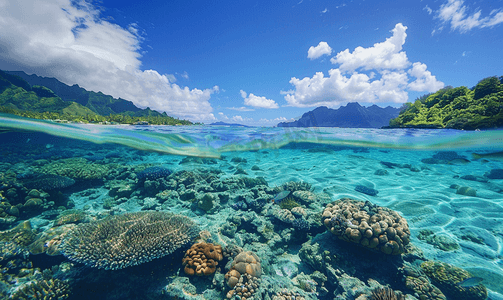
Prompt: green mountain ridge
<box><xmin>386</xmin><ymin>76</ymin><xmax>503</xmax><ymax>130</ymax></box>
<box><xmin>0</xmin><ymin>70</ymin><xmax>193</xmax><ymax>125</ymax></box>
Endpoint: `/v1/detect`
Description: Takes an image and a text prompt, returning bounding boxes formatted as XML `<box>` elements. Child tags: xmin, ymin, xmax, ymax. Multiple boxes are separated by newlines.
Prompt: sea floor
<box><xmin>0</xmin><ymin>131</ymin><xmax>502</xmax><ymax>300</ymax></box>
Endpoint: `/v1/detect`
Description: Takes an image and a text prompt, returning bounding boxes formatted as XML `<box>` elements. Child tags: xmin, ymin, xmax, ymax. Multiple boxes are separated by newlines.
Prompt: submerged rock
<box><xmin>485</xmin><ymin>168</ymin><xmax>503</xmax><ymax>179</ymax></box>
<box><xmin>417</xmin><ymin>229</ymin><xmax>460</xmax><ymax>251</ymax></box>
<box><xmin>456</xmin><ymin>186</ymin><xmax>477</xmax><ymax>197</ymax></box>
<box><xmin>354</xmin><ymin>185</ymin><xmax>379</xmax><ymax>196</ymax></box>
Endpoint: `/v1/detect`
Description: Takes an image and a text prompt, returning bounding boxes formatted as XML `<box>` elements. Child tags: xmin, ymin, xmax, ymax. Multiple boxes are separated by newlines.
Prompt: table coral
<box><xmin>182</xmin><ymin>242</ymin><xmax>223</xmax><ymax>276</ymax></box>
<box><xmin>60</xmin><ymin>211</ymin><xmax>200</xmax><ymax>270</ymax></box>
<box><xmin>322</xmin><ymin>198</ymin><xmax>410</xmax><ymax>255</ymax></box>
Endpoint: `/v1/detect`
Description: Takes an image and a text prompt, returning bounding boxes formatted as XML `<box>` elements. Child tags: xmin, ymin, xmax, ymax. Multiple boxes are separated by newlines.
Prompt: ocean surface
<box><xmin>1</xmin><ymin>113</ymin><xmax>502</xmax><ymax>300</ymax></box>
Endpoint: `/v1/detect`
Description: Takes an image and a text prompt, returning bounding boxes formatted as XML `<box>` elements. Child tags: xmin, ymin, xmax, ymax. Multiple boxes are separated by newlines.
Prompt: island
<box><xmin>386</xmin><ymin>76</ymin><xmax>503</xmax><ymax>130</ymax></box>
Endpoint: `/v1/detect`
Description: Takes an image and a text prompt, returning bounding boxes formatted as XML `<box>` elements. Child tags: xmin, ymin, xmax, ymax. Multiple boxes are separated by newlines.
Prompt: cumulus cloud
<box><xmin>216</xmin><ymin>111</ymin><xmax>289</xmax><ymax>126</ymax></box>
<box><xmin>307</xmin><ymin>42</ymin><xmax>333</xmax><ymax>60</ymax></box>
<box><xmin>330</xmin><ymin>23</ymin><xmax>409</xmax><ymax>72</ymax></box>
<box><xmin>407</xmin><ymin>62</ymin><xmax>445</xmax><ymax>92</ymax></box>
<box><xmin>285</xmin><ymin>23</ymin><xmax>444</xmax><ymax>107</ymax></box>
<box><xmin>436</xmin><ymin>0</ymin><xmax>503</xmax><ymax>33</ymax></box>
<box><xmin>0</xmin><ymin>0</ymin><xmax>217</xmax><ymax>122</ymax></box>
<box><xmin>285</xmin><ymin>69</ymin><xmax>409</xmax><ymax>106</ymax></box>
<box><xmin>240</xmin><ymin>90</ymin><xmax>279</xmax><ymax>109</ymax></box>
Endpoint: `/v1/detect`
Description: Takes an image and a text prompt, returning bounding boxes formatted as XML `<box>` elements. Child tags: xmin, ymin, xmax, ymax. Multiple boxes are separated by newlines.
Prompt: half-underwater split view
<box><xmin>1</xmin><ymin>1</ymin><xmax>503</xmax><ymax>300</ymax></box>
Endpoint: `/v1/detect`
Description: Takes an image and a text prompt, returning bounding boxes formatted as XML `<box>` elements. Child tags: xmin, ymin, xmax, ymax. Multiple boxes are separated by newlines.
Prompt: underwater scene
<box><xmin>1</xmin><ymin>115</ymin><xmax>503</xmax><ymax>300</ymax></box>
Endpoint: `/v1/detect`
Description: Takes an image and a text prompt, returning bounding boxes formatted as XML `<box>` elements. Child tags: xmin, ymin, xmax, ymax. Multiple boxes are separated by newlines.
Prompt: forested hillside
<box><xmin>0</xmin><ymin>70</ymin><xmax>193</xmax><ymax>125</ymax></box>
<box><xmin>388</xmin><ymin>76</ymin><xmax>503</xmax><ymax>130</ymax></box>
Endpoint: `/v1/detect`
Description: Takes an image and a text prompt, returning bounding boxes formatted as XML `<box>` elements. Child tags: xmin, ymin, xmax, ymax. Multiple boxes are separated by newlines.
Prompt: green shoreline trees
<box><xmin>387</xmin><ymin>76</ymin><xmax>503</xmax><ymax>130</ymax></box>
<box><xmin>0</xmin><ymin>70</ymin><xmax>194</xmax><ymax>125</ymax></box>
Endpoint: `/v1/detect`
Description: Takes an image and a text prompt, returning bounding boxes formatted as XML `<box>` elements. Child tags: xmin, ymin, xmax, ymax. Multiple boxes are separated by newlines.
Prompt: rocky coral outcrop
<box><xmin>182</xmin><ymin>242</ymin><xmax>223</xmax><ymax>276</ymax></box>
<box><xmin>225</xmin><ymin>251</ymin><xmax>262</xmax><ymax>299</ymax></box>
<box><xmin>420</xmin><ymin>260</ymin><xmax>487</xmax><ymax>300</ymax></box>
<box><xmin>322</xmin><ymin>198</ymin><xmax>410</xmax><ymax>255</ymax></box>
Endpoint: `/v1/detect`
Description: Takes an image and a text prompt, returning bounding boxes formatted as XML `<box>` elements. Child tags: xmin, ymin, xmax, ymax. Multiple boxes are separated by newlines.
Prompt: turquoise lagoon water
<box><xmin>1</xmin><ymin>113</ymin><xmax>503</xmax><ymax>300</ymax></box>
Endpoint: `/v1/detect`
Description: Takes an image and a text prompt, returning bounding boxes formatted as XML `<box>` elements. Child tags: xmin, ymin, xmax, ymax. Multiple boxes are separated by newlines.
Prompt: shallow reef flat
<box><xmin>0</xmin><ymin>130</ymin><xmax>502</xmax><ymax>300</ymax></box>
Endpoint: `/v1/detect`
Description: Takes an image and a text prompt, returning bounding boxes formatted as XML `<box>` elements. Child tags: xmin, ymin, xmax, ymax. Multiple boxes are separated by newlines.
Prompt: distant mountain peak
<box><xmin>277</xmin><ymin>102</ymin><xmax>400</xmax><ymax>128</ymax></box>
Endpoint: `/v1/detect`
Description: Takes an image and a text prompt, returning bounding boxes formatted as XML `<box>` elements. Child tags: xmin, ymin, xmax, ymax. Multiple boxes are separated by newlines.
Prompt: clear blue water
<box><xmin>1</xmin><ymin>114</ymin><xmax>502</xmax><ymax>300</ymax></box>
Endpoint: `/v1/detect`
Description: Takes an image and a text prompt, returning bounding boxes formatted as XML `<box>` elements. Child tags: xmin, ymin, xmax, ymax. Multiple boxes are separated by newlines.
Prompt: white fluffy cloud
<box><xmin>0</xmin><ymin>0</ymin><xmax>217</xmax><ymax>122</ymax></box>
<box><xmin>216</xmin><ymin>112</ymin><xmax>288</xmax><ymax>126</ymax></box>
<box><xmin>330</xmin><ymin>23</ymin><xmax>409</xmax><ymax>72</ymax></box>
<box><xmin>285</xmin><ymin>69</ymin><xmax>409</xmax><ymax>106</ymax></box>
<box><xmin>408</xmin><ymin>62</ymin><xmax>445</xmax><ymax>92</ymax></box>
<box><xmin>285</xmin><ymin>23</ymin><xmax>444</xmax><ymax>107</ymax></box>
<box><xmin>436</xmin><ymin>0</ymin><xmax>503</xmax><ymax>33</ymax></box>
<box><xmin>307</xmin><ymin>42</ymin><xmax>333</xmax><ymax>60</ymax></box>
<box><xmin>240</xmin><ymin>90</ymin><xmax>279</xmax><ymax>109</ymax></box>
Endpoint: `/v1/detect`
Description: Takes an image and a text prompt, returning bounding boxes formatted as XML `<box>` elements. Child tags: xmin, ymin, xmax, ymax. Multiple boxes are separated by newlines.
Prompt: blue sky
<box><xmin>1</xmin><ymin>0</ymin><xmax>502</xmax><ymax>125</ymax></box>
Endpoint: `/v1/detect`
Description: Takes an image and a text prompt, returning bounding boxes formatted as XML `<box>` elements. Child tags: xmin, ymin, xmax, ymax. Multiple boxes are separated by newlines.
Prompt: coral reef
<box><xmin>417</xmin><ymin>229</ymin><xmax>460</xmax><ymax>251</ymax></box>
<box><xmin>60</xmin><ymin>211</ymin><xmax>200</xmax><ymax>270</ymax></box>
<box><xmin>20</xmin><ymin>173</ymin><xmax>75</xmax><ymax>191</ymax></box>
<box><xmin>0</xmin><ymin>220</ymin><xmax>37</xmax><ymax>247</ymax></box>
<box><xmin>28</xmin><ymin>224</ymin><xmax>76</xmax><ymax>255</ymax></box>
<box><xmin>136</xmin><ymin>166</ymin><xmax>172</xmax><ymax>182</ymax></box>
<box><xmin>225</xmin><ymin>251</ymin><xmax>262</xmax><ymax>299</ymax></box>
<box><xmin>182</xmin><ymin>242</ymin><xmax>223</xmax><ymax>276</ymax></box>
<box><xmin>399</xmin><ymin>262</ymin><xmax>446</xmax><ymax>300</ymax></box>
<box><xmin>322</xmin><ymin>198</ymin><xmax>410</xmax><ymax>255</ymax></box>
<box><xmin>225</xmin><ymin>273</ymin><xmax>262</xmax><ymax>299</ymax></box>
<box><xmin>37</xmin><ymin>157</ymin><xmax>109</xmax><ymax>180</ymax></box>
<box><xmin>278</xmin><ymin>197</ymin><xmax>300</xmax><ymax>210</ymax></box>
<box><xmin>421</xmin><ymin>260</ymin><xmax>488</xmax><ymax>300</ymax></box>
<box><xmin>10</xmin><ymin>278</ymin><xmax>71</xmax><ymax>300</ymax></box>
<box><xmin>272</xmin><ymin>291</ymin><xmax>306</xmax><ymax>300</ymax></box>
<box><xmin>370</xmin><ymin>286</ymin><xmax>403</xmax><ymax>300</ymax></box>
<box><xmin>276</xmin><ymin>181</ymin><xmax>312</xmax><ymax>193</ymax></box>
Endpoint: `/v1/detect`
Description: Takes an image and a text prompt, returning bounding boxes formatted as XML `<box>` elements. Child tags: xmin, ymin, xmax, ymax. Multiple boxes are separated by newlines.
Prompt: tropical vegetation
<box><xmin>388</xmin><ymin>76</ymin><xmax>503</xmax><ymax>130</ymax></box>
<box><xmin>0</xmin><ymin>70</ymin><xmax>194</xmax><ymax>125</ymax></box>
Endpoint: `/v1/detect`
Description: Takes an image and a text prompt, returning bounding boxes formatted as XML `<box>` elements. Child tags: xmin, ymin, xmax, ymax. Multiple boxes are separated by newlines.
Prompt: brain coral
<box><xmin>322</xmin><ymin>198</ymin><xmax>410</xmax><ymax>255</ymax></box>
<box><xmin>60</xmin><ymin>211</ymin><xmax>199</xmax><ymax>270</ymax></box>
<box><xmin>182</xmin><ymin>242</ymin><xmax>223</xmax><ymax>276</ymax></box>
